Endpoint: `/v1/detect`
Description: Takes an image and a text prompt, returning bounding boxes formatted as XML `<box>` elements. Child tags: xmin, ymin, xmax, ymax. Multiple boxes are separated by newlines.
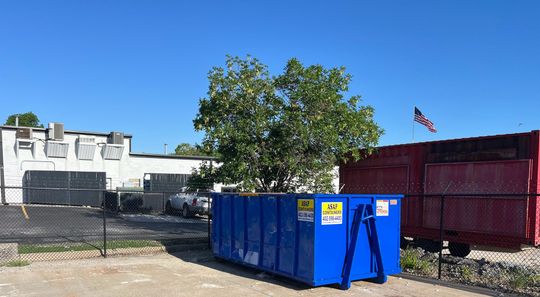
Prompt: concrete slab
<box><xmin>0</xmin><ymin>250</ymin><xmax>499</xmax><ymax>297</ymax></box>
<box><xmin>0</xmin><ymin>243</ymin><xmax>18</xmax><ymax>264</ymax></box>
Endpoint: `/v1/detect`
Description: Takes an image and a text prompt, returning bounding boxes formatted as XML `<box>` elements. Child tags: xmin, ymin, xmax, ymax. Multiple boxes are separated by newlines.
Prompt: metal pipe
<box><xmin>103</xmin><ymin>195</ymin><xmax>107</xmax><ymax>258</ymax></box>
<box><xmin>0</xmin><ymin>127</ymin><xmax>6</xmax><ymax>204</ymax></box>
<box><xmin>20</xmin><ymin>160</ymin><xmax>56</xmax><ymax>171</ymax></box>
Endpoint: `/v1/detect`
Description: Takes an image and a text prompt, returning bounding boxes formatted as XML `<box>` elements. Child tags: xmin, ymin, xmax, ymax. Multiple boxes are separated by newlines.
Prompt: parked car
<box><xmin>165</xmin><ymin>187</ymin><xmax>212</xmax><ymax>217</ymax></box>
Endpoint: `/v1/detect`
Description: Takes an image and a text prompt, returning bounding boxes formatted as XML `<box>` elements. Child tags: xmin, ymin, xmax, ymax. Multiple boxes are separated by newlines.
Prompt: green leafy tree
<box><xmin>174</xmin><ymin>143</ymin><xmax>202</xmax><ymax>156</ymax></box>
<box><xmin>186</xmin><ymin>162</ymin><xmax>215</xmax><ymax>191</ymax></box>
<box><xmin>4</xmin><ymin>112</ymin><xmax>44</xmax><ymax>128</ymax></box>
<box><xmin>194</xmin><ymin>56</ymin><xmax>382</xmax><ymax>193</ymax></box>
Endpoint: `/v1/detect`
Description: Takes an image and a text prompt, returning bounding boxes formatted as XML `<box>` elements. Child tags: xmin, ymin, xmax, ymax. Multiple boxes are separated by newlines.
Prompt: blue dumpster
<box><xmin>211</xmin><ymin>193</ymin><xmax>403</xmax><ymax>289</ymax></box>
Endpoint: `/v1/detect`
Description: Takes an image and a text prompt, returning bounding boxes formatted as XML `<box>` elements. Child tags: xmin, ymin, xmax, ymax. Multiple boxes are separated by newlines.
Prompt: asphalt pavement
<box><xmin>0</xmin><ymin>205</ymin><xmax>208</xmax><ymax>244</ymax></box>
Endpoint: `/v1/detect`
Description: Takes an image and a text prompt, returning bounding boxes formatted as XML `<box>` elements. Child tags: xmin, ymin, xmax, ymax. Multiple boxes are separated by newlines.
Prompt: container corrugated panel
<box><xmin>212</xmin><ymin>193</ymin><xmax>403</xmax><ymax>289</ymax></box>
<box><xmin>423</xmin><ymin>160</ymin><xmax>530</xmax><ymax>237</ymax></box>
<box><xmin>340</xmin><ymin>130</ymin><xmax>540</xmax><ymax>248</ymax></box>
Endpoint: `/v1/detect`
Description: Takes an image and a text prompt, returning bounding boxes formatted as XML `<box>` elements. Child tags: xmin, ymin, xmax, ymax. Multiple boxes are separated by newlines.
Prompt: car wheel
<box><xmin>182</xmin><ymin>204</ymin><xmax>191</xmax><ymax>218</ymax></box>
<box><xmin>165</xmin><ymin>201</ymin><xmax>172</xmax><ymax>214</ymax></box>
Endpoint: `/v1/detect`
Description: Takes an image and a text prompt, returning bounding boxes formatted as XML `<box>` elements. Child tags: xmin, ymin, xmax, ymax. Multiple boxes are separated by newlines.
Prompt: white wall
<box><xmin>1</xmin><ymin>127</ymin><xmax>340</xmax><ymax>203</ymax></box>
<box><xmin>1</xmin><ymin>128</ymin><xmax>211</xmax><ymax>202</ymax></box>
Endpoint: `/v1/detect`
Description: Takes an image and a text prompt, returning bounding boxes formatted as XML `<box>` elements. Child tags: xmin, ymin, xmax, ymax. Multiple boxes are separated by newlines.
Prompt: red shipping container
<box><xmin>340</xmin><ymin>131</ymin><xmax>540</xmax><ymax>252</ymax></box>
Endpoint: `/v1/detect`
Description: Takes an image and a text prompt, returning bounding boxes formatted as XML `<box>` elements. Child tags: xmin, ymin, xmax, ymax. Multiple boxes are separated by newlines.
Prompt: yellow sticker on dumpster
<box><xmin>321</xmin><ymin>202</ymin><xmax>342</xmax><ymax>225</ymax></box>
<box><xmin>297</xmin><ymin>199</ymin><xmax>314</xmax><ymax>222</ymax></box>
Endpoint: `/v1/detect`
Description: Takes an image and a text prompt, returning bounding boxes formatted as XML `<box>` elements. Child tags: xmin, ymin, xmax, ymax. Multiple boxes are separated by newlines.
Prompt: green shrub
<box><xmin>401</xmin><ymin>248</ymin><xmax>433</xmax><ymax>274</ymax></box>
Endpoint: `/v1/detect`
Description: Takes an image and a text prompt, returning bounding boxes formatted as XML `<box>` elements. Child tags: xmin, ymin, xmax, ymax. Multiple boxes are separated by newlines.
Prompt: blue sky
<box><xmin>1</xmin><ymin>1</ymin><xmax>539</xmax><ymax>153</ymax></box>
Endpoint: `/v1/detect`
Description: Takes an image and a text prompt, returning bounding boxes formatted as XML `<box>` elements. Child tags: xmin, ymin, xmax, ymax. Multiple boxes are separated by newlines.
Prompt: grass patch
<box><xmin>1</xmin><ymin>259</ymin><xmax>30</xmax><ymax>267</ymax></box>
<box><xmin>401</xmin><ymin>248</ymin><xmax>433</xmax><ymax>274</ymax></box>
<box><xmin>18</xmin><ymin>240</ymin><xmax>162</xmax><ymax>254</ymax></box>
<box><xmin>507</xmin><ymin>270</ymin><xmax>539</xmax><ymax>290</ymax></box>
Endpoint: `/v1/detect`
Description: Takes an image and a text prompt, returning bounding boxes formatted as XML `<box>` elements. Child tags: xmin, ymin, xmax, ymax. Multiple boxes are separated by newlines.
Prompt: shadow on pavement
<box><xmin>168</xmin><ymin>248</ymin><xmax>316</xmax><ymax>292</ymax></box>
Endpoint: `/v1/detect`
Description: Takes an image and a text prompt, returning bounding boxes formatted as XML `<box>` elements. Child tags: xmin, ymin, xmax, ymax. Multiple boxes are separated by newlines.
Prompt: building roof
<box><xmin>1</xmin><ymin>124</ymin><xmax>217</xmax><ymax>161</ymax></box>
<box><xmin>129</xmin><ymin>152</ymin><xmax>216</xmax><ymax>161</ymax></box>
<box><xmin>0</xmin><ymin>125</ymin><xmax>133</xmax><ymax>138</ymax></box>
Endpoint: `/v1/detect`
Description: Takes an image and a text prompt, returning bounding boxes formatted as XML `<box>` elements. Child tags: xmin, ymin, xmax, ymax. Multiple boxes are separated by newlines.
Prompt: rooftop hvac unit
<box><xmin>78</xmin><ymin>137</ymin><xmax>95</xmax><ymax>143</ymax></box>
<box><xmin>77</xmin><ymin>137</ymin><xmax>96</xmax><ymax>160</ymax></box>
<box><xmin>108</xmin><ymin>132</ymin><xmax>124</xmax><ymax>145</ymax></box>
<box><xmin>45</xmin><ymin>141</ymin><xmax>69</xmax><ymax>158</ymax></box>
<box><xmin>16</xmin><ymin>127</ymin><xmax>33</xmax><ymax>139</ymax></box>
<box><xmin>102</xmin><ymin>144</ymin><xmax>124</xmax><ymax>160</ymax></box>
<box><xmin>48</xmin><ymin>123</ymin><xmax>64</xmax><ymax>141</ymax></box>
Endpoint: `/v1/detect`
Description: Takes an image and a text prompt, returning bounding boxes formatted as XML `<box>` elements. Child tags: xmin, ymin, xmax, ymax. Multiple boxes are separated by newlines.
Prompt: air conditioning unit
<box><xmin>78</xmin><ymin>137</ymin><xmax>95</xmax><ymax>143</ymax></box>
<box><xmin>76</xmin><ymin>137</ymin><xmax>96</xmax><ymax>160</ymax></box>
<box><xmin>108</xmin><ymin>132</ymin><xmax>124</xmax><ymax>145</ymax></box>
<box><xmin>48</xmin><ymin>123</ymin><xmax>64</xmax><ymax>141</ymax></box>
<box><xmin>16</xmin><ymin>127</ymin><xmax>33</xmax><ymax>139</ymax></box>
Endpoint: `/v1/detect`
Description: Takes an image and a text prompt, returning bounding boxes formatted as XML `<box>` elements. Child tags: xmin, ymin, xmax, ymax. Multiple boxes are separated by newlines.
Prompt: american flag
<box><xmin>414</xmin><ymin>107</ymin><xmax>437</xmax><ymax>133</ymax></box>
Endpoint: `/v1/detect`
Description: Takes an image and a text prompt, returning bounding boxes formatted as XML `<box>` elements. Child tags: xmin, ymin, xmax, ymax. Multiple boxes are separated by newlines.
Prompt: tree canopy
<box><xmin>194</xmin><ymin>56</ymin><xmax>382</xmax><ymax>193</ymax></box>
<box><xmin>4</xmin><ymin>112</ymin><xmax>44</xmax><ymax>128</ymax></box>
<box><xmin>174</xmin><ymin>143</ymin><xmax>208</xmax><ymax>156</ymax></box>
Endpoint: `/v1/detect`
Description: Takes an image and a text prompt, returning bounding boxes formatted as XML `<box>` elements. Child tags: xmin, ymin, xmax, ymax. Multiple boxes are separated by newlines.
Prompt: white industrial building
<box><xmin>0</xmin><ymin>123</ymin><xmax>216</xmax><ymax>203</ymax></box>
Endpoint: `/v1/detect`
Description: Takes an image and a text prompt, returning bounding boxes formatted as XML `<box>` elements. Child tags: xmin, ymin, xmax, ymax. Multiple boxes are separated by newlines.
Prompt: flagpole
<box><xmin>412</xmin><ymin>106</ymin><xmax>415</xmax><ymax>142</ymax></box>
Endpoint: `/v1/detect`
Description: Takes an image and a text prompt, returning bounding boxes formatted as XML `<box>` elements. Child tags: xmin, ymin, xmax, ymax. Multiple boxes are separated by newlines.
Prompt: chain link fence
<box><xmin>340</xmin><ymin>181</ymin><xmax>540</xmax><ymax>296</ymax></box>
<box><xmin>2</xmin><ymin>181</ymin><xmax>540</xmax><ymax>295</ymax></box>
<box><xmin>398</xmin><ymin>193</ymin><xmax>540</xmax><ymax>296</ymax></box>
<box><xmin>0</xmin><ymin>186</ymin><xmax>211</xmax><ymax>265</ymax></box>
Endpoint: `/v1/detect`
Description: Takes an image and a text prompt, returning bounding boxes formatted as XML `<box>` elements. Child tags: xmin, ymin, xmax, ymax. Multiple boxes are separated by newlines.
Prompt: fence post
<box><xmin>103</xmin><ymin>192</ymin><xmax>107</xmax><ymax>258</ymax></box>
<box><xmin>438</xmin><ymin>195</ymin><xmax>445</xmax><ymax>279</ymax></box>
<box><xmin>208</xmin><ymin>199</ymin><xmax>211</xmax><ymax>249</ymax></box>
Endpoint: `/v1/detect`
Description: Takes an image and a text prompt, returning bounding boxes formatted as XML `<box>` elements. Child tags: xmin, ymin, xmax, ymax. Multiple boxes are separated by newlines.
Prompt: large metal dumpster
<box><xmin>211</xmin><ymin>193</ymin><xmax>403</xmax><ymax>289</ymax></box>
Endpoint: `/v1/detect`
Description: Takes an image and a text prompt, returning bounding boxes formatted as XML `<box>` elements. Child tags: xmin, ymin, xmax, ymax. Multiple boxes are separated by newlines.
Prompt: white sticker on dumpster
<box><xmin>297</xmin><ymin>199</ymin><xmax>314</xmax><ymax>222</ymax></box>
<box><xmin>376</xmin><ymin>200</ymin><xmax>389</xmax><ymax>216</ymax></box>
<box><xmin>321</xmin><ymin>202</ymin><xmax>342</xmax><ymax>225</ymax></box>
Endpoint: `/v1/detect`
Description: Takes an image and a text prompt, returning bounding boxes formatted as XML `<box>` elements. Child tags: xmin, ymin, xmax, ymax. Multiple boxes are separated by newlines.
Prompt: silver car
<box><xmin>165</xmin><ymin>187</ymin><xmax>212</xmax><ymax>217</ymax></box>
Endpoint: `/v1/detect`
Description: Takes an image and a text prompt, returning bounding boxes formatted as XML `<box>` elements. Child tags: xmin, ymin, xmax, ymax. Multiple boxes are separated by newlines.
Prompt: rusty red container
<box><xmin>340</xmin><ymin>130</ymin><xmax>540</xmax><ymax>250</ymax></box>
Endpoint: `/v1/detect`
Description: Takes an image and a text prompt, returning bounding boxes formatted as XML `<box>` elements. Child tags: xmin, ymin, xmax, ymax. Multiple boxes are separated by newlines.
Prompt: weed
<box><xmin>1</xmin><ymin>259</ymin><xmax>30</xmax><ymax>267</ymax></box>
<box><xmin>460</xmin><ymin>265</ymin><xmax>473</xmax><ymax>282</ymax></box>
<box><xmin>401</xmin><ymin>248</ymin><xmax>433</xmax><ymax>274</ymax></box>
<box><xmin>508</xmin><ymin>271</ymin><xmax>535</xmax><ymax>290</ymax></box>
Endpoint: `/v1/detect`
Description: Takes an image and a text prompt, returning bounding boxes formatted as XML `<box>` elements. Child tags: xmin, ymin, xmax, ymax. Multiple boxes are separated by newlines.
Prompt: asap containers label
<box><xmin>297</xmin><ymin>199</ymin><xmax>314</xmax><ymax>222</ymax></box>
<box><xmin>376</xmin><ymin>200</ymin><xmax>389</xmax><ymax>216</ymax></box>
<box><xmin>321</xmin><ymin>202</ymin><xmax>343</xmax><ymax>225</ymax></box>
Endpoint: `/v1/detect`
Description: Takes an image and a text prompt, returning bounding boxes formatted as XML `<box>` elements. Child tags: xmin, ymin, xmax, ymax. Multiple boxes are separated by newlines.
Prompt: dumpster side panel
<box><xmin>232</xmin><ymin>195</ymin><xmax>245</xmax><ymax>262</ymax></box>
<box><xmin>262</xmin><ymin>196</ymin><xmax>278</xmax><ymax>269</ymax></box>
<box><xmin>348</xmin><ymin>196</ymin><xmax>376</xmax><ymax>279</ymax></box>
<box><xmin>218</xmin><ymin>194</ymin><xmax>233</xmax><ymax>258</ymax></box>
<box><xmin>313</xmin><ymin>196</ymin><xmax>348</xmax><ymax>285</ymax></box>
<box><xmin>296</xmin><ymin>196</ymin><xmax>315</xmax><ymax>281</ymax></box>
<box><xmin>278</xmin><ymin>196</ymin><xmax>297</xmax><ymax>275</ymax></box>
<box><xmin>360</xmin><ymin>196</ymin><xmax>401</xmax><ymax>277</ymax></box>
<box><xmin>245</xmin><ymin>196</ymin><xmax>262</xmax><ymax>265</ymax></box>
<box><xmin>348</xmin><ymin>195</ymin><xmax>401</xmax><ymax>280</ymax></box>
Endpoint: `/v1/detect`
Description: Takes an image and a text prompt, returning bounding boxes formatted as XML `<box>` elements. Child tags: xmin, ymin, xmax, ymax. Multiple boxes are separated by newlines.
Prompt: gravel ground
<box><xmin>402</xmin><ymin>247</ymin><xmax>540</xmax><ymax>296</ymax></box>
